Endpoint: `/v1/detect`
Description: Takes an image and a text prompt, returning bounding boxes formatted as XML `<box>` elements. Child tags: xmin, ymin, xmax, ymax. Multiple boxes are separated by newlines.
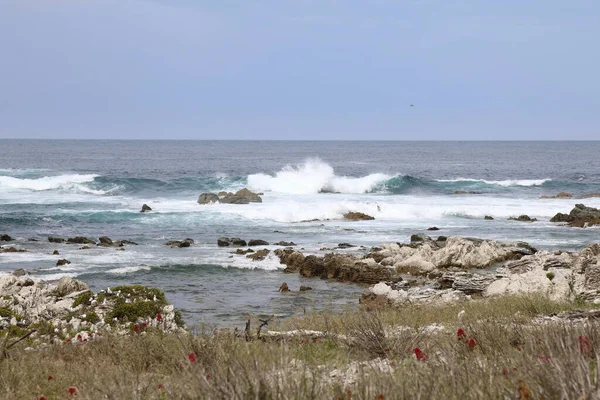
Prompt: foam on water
<box><xmin>436</xmin><ymin>178</ymin><xmax>551</xmax><ymax>187</ymax></box>
<box><xmin>248</xmin><ymin>159</ymin><xmax>392</xmax><ymax>194</ymax></box>
<box><xmin>0</xmin><ymin>174</ymin><xmax>99</xmax><ymax>191</ymax></box>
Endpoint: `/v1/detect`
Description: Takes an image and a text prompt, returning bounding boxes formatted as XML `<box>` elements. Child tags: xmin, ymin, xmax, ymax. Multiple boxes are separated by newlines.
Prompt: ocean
<box><xmin>1</xmin><ymin>140</ymin><xmax>599</xmax><ymax>326</ymax></box>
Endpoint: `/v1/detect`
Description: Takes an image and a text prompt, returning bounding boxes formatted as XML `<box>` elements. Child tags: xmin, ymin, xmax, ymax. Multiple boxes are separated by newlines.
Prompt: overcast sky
<box><xmin>1</xmin><ymin>0</ymin><xmax>598</xmax><ymax>140</ymax></box>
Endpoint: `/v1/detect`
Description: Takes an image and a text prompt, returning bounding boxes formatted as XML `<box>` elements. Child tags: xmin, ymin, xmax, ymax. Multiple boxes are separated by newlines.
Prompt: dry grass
<box><xmin>2</xmin><ymin>295</ymin><xmax>600</xmax><ymax>399</ymax></box>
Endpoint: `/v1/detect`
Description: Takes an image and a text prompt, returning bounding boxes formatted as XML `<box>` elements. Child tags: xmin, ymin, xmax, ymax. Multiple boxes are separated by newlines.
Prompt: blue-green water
<box><xmin>1</xmin><ymin>140</ymin><xmax>599</xmax><ymax>326</ymax></box>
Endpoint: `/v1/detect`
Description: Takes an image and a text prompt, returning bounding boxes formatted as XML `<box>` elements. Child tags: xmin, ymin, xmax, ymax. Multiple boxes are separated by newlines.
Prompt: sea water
<box><xmin>1</xmin><ymin>140</ymin><xmax>599</xmax><ymax>326</ymax></box>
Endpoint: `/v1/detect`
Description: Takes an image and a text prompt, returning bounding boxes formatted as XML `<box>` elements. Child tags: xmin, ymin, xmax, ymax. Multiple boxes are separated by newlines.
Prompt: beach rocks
<box><xmin>166</xmin><ymin>238</ymin><xmax>194</xmax><ymax>248</ymax></box>
<box><xmin>248</xmin><ymin>239</ymin><xmax>269</xmax><ymax>246</ymax></box>
<box><xmin>198</xmin><ymin>193</ymin><xmax>220</xmax><ymax>204</ymax></box>
<box><xmin>550</xmin><ymin>204</ymin><xmax>600</xmax><ymax>227</ymax></box>
<box><xmin>199</xmin><ymin>188</ymin><xmax>263</xmax><ymax>205</ymax></box>
<box><xmin>67</xmin><ymin>237</ymin><xmax>97</xmax><ymax>245</ymax></box>
<box><xmin>540</xmin><ymin>192</ymin><xmax>573</xmax><ymax>199</ymax></box>
<box><xmin>0</xmin><ymin>234</ymin><xmax>13</xmax><ymax>241</ymax></box>
<box><xmin>508</xmin><ymin>215</ymin><xmax>537</xmax><ymax>222</ymax></box>
<box><xmin>343</xmin><ymin>212</ymin><xmax>375</xmax><ymax>221</ymax></box>
<box><xmin>140</xmin><ymin>204</ymin><xmax>152</xmax><ymax>212</ymax></box>
<box><xmin>217</xmin><ymin>237</ymin><xmax>247</xmax><ymax>247</ymax></box>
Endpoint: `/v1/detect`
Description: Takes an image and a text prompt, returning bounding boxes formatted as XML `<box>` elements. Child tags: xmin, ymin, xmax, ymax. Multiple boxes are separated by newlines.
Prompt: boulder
<box><xmin>56</xmin><ymin>259</ymin><xmax>71</xmax><ymax>266</ymax></box>
<box><xmin>140</xmin><ymin>204</ymin><xmax>152</xmax><ymax>213</ymax></box>
<box><xmin>234</xmin><ymin>249</ymin><xmax>254</xmax><ymax>255</ymax></box>
<box><xmin>218</xmin><ymin>191</ymin><xmax>229</xmax><ymax>197</ymax></box>
<box><xmin>248</xmin><ymin>239</ymin><xmax>269</xmax><ymax>246</ymax></box>
<box><xmin>48</xmin><ymin>236</ymin><xmax>66</xmax><ymax>243</ymax></box>
<box><xmin>343</xmin><ymin>212</ymin><xmax>375</xmax><ymax>221</ymax></box>
<box><xmin>197</xmin><ymin>193</ymin><xmax>220</xmax><ymax>204</ymax></box>
<box><xmin>274</xmin><ymin>241</ymin><xmax>296</xmax><ymax>246</ymax></box>
<box><xmin>66</xmin><ymin>237</ymin><xmax>97</xmax><ymax>245</ymax></box>
<box><xmin>337</xmin><ymin>243</ymin><xmax>356</xmax><ymax>249</ymax></box>
<box><xmin>166</xmin><ymin>238</ymin><xmax>194</xmax><ymax>248</ymax></box>
<box><xmin>551</xmin><ymin>204</ymin><xmax>600</xmax><ymax>227</ymax></box>
<box><xmin>484</xmin><ymin>216</ymin><xmax>494</xmax><ymax>220</ymax></box>
<box><xmin>279</xmin><ymin>282</ymin><xmax>289</xmax><ymax>292</ymax></box>
<box><xmin>217</xmin><ymin>237</ymin><xmax>232</xmax><ymax>247</ymax></box>
<box><xmin>0</xmin><ymin>234</ymin><xmax>13</xmax><ymax>241</ymax></box>
<box><xmin>54</xmin><ymin>277</ymin><xmax>88</xmax><ymax>297</ymax></box>
<box><xmin>12</xmin><ymin>269</ymin><xmax>28</xmax><ymax>277</ymax></box>
<box><xmin>52</xmin><ymin>250</ymin><xmax>59</xmax><ymax>255</ymax></box>
<box><xmin>299</xmin><ymin>286</ymin><xmax>312</xmax><ymax>291</ymax></box>
<box><xmin>427</xmin><ymin>227</ymin><xmax>440</xmax><ymax>231</ymax></box>
<box><xmin>217</xmin><ymin>237</ymin><xmax>247</xmax><ymax>247</ymax></box>
<box><xmin>98</xmin><ymin>236</ymin><xmax>114</xmax><ymax>246</ymax></box>
<box><xmin>219</xmin><ymin>188</ymin><xmax>262</xmax><ymax>204</ymax></box>
<box><xmin>508</xmin><ymin>215</ymin><xmax>537</xmax><ymax>222</ymax></box>
<box><xmin>247</xmin><ymin>249</ymin><xmax>270</xmax><ymax>261</ymax></box>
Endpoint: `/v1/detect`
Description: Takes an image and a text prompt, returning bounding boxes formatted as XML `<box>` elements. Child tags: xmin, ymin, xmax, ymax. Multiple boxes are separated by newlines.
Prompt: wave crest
<box><xmin>0</xmin><ymin>174</ymin><xmax>99</xmax><ymax>191</ymax></box>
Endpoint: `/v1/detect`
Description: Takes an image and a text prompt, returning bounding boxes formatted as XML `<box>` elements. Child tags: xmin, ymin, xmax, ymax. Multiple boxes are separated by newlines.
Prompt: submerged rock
<box><xmin>0</xmin><ymin>247</ymin><xmax>27</xmax><ymax>253</ymax></box>
<box><xmin>274</xmin><ymin>241</ymin><xmax>296</xmax><ymax>247</ymax></box>
<box><xmin>279</xmin><ymin>282</ymin><xmax>289</xmax><ymax>292</ymax></box>
<box><xmin>48</xmin><ymin>236</ymin><xmax>66</xmax><ymax>243</ymax></box>
<box><xmin>508</xmin><ymin>215</ymin><xmax>537</xmax><ymax>222</ymax></box>
<box><xmin>56</xmin><ymin>259</ymin><xmax>71</xmax><ymax>266</ymax></box>
<box><xmin>67</xmin><ymin>237</ymin><xmax>97</xmax><ymax>245</ymax></box>
<box><xmin>484</xmin><ymin>216</ymin><xmax>494</xmax><ymax>220</ymax></box>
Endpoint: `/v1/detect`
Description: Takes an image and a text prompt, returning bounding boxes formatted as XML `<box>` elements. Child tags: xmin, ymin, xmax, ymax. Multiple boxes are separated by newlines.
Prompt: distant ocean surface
<box><xmin>1</xmin><ymin>140</ymin><xmax>599</xmax><ymax>326</ymax></box>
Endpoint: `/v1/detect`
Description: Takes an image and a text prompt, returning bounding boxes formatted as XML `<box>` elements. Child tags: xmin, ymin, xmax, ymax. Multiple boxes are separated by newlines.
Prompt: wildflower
<box><xmin>48</xmin><ymin>376</ymin><xmax>54</xmax><ymax>381</ymax></box>
<box><xmin>158</xmin><ymin>384</ymin><xmax>164</xmax><ymax>390</ymax></box>
<box><xmin>389</xmin><ymin>361</ymin><xmax>396</xmax><ymax>367</ymax></box>
<box><xmin>68</xmin><ymin>387</ymin><xmax>77</xmax><ymax>396</ymax></box>
<box><xmin>538</xmin><ymin>355</ymin><xmax>551</xmax><ymax>362</ymax></box>
<box><xmin>468</xmin><ymin>338</ymin><xmax>477</xmax><ymax>348</ymax></box>
<box><xmin>40</xmin><ymin>397</ymin><xmax>47</xmax><ymax>400</ymax></box>
<box><xmin>77</xmin><ymin>334</ymin><xmax>82</xmax><ymax>341</ymax></box>
<box><xmin>142</xmin><ymin>322</ymin><xmax>147</xmax><ymax>328</ymax></box>
<box><xmin>133</xmin><ymin>323</ymin><xmax>140</xmax><ymax>331</ymax></box>
<box><xmin>414</xmin><ymin>347</ymin><xmax>428</xmax><ymax>361</ymax></box>
<box><xmin>300</xmin><ymin>339</ymin><xmax>306</xmax><ymax>344</ymax></box>
<box><xmin>312</xmin><ymin>338</ymin><xmax>318</xmax><ymax>343</ymax></box>
<box><xmin>376</xmin><ymin>395</ymin><xmax>385</xmax><ymax>400</ymax></box>
<box><xmin>156</xmin><ymin>313</ymin><xmax>163</xmax><ymax>322</ymax></box>
<box><xmin>206</xmin><ymin>373</ymin><xmax>211</xmax><ymax>380</ymax></box>
<box><xmin>188</xmin><ymin>353</ymin><xmax>197</xmax><ymax>363</ymax></box>
<box><xmin>457</xmin><ymin>328</ymin><xmax>467</xmax><ymax>340</ymax></box>
<box><xmin>502</xmin><ymin>368</ymin><xmax>509</xmax><ymax>376</ymax></box>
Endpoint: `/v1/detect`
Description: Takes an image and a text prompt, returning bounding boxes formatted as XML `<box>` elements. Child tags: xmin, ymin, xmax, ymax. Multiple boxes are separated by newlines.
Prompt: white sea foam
<box><xmin>247</xmin><ymin>159</ymin><xmax>392</xmax><ymax>194</ymax></box>
<box><xmin>0</xmin><ymin>174</ymin><xmax>99</xmax><ymax>191</ymax></box>
<box><xmin>436</xmin><ymin>178</ymin><xmax>551</xmax><ymax>187</ymax></box>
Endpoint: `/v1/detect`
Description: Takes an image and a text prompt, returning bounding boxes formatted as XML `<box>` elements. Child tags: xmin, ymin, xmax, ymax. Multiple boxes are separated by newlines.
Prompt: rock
<box><xmin>219</xmin><ymin>188</ymin><xmax>262</xmax><ymax>204</ymax></box>
<box><xmin>427</xmin><ymin>227</ymin><xmax>440</xmax><ymax>231</ymax></box>
<box><xmin>299</xmin><ymin>286</ymin><xmax>312</xmax><ymax>291</ymax></box>
<box><xmin>0</xmin><ymin>247</ymin><xmax>27</xmax><ymax>253</ymax></box>
<box><xmin>12</xmin><ymin>269</ymin><xmax>28</xmax><ymax>277</ymax></box>
<box><xmin>166</xmin><ymin>238</ymin><xmax>194</xmax><ymax>248</ymax></box>
<box><xmin>361</xmin><ymin>282</ymin><xmax>469</xmax><ymax>307</ymax></box>
<box><xmin>279</xmin><ymin>282</ymin><xmax>289</xmax><ymax>292</ymax></box>
<box><xmin>540</xmin><ymin>192</ymin><xmax>573</xmax><ymax>199</ymax></box>
<box><xmin>484</xmin><ymin>216</ymin><xmax>494</xmax><ymax>220</ymax></box>
<box><xmin>67</xmin><ymin>237</ymin><xmax>97</xmax><ymax>245</ymax></box>
<box><xmin>54</xmin><ymin>277</ymin><xmax>88</xmax><ymax>297</ymax></box>
<box><xmin>274</xmin><ymin>241</ymin><xmax>296</xmax><ymax>246</ymax></box>
<box><xmin>343</xmin><ymin>212</ymin><xmax>375</xmax><ymax>221</ymax></box>
<box><xmin>582</xmin><ymin>193</ymin><xmax>600</xmax><ymax>199</ymax></box>
<box><xmin>508</xmin><ymin>215</ymin><xmax>537</xmax><ymax>222</ymax></box>
<box><xmin>0</xmin><ymin>234</ymin><xmax>13</xmax><ymax>241</ymax></box>
<box><xmin>234</xmin><ymin>249</ymin><xmax>254</xmax><ymax>255</ymax></box>
<box><xmin>56</xmin><ymin>259</ymin><xmax>71</xmax><ymax>266</ymax></box>
<box><xmin>217</xmin><ymin>237</ymin><xmax>247</xmax><ymax>247</ymax></box>
<box><xmin>454</xmin><ymin>190</ymin><xmax>481</xmax><ymax>195</ymax></box>
<box><xmin>248</xmin><ymin>239</ymin><xmax>269</xmax><ymax>246</ymax></box>
<box><xmin>98</xmin><ymin>236</ymin><xmax>114</xmax><ymax>246</ymax></box>
<box><xmin>52</xmin><ymin>250</ymin><xmax>59</xmax><ymax>255</ymax></box>
<box><xmin>79</xmin><ymin>246</ymin><xmax>91</xmax><ymax>250</ymax></box>
<box><xmin>197</xmin><ymin>193</ymin><xmax>220</xmax><ymax>204</ymax></box>
<box><xmin>48</xmin><ymin>236</ymin><xmax>66</xmax><ymax>243</ymax></box>
<box><xmin>218</xmin><ymin>191</ymin><xmax>229</xmax><ymax>196</ymax></box>
<box><xmin>247</xmin><ymin>249</ymin><xmax>270</xmax><ymax>261</ymax></box>
<box><xmin>140</xmin><ymin>204</ymin><xmax>152</xmax><ymax>213</ymax></box>
<box><xmin>438</xmin><ymin>272</ymin><xmax>496</xmax><ymax>295</ymax></box>
<box><xmin>551</xmin><ymin>204</ymin><xmax>600</xmax><ymax>227</ymax></box>
<box><xmin>337</xmin><ymin>243</ymin><xmax>356</xmax><ymax>249</ymax></box>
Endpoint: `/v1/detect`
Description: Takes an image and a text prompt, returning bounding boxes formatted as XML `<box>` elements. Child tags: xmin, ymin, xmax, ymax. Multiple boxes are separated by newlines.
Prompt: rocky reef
<box><xmin>198</xmin><ymin>188</ymin><xmax>263</xmax><ymax>205</ymax></box>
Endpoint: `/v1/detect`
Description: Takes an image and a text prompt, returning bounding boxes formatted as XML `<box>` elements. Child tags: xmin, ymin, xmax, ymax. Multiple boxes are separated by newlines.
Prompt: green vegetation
<box><xmin>103</xmin><ymin>285</ymin><xmax>167</xmax><ymax>324</ymax></box>
<box><xmin>71</xmin><ymin>291</ymin><xmax>93</xmax><ymax>308</ymax></box>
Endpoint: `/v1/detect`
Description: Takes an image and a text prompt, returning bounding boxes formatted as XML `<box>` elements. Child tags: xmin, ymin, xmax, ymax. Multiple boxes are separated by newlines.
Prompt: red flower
<box><xmin>158</xmin><ymin>384</ymin><xmax>164</xmax><ymax>390</ymax></box>
<box><xmin>40</xmin><ymin>397</ymin><xmax>47</xmax><ymax>400</ymax></box>
<box><xmin>312</xmin><ymin>338</ymin><xmax>318</xmax><ymax>343</ymax></box>
<box><xmin>206</xmin><ymin>373</ymin><xmax>211</xmax><ymax>380</ymax></box>
<box><xmin>142</xmin><ymin>322</ymin><xmax>147</xmax><ymax>328</ymax></box>
<box><xmin>77</xmin><ymin>334</ymin><xmax>82</xmax><ymax>341</ymax></box>
<box><xmin>300</xmin><ymin>339</ymin><xmax>305</xmax><ymax>344</ymax></box>
<box><xmin>457</xmin><ymin>328</ymin><xmax>467</xmax><ymax>340</ymax></box>
<box><xmin>538</xmin><ymin>355</ymin><xmax>551</xmax><ymax>362</ymax></box>
<box><xmin>156</xmin><ymin>313</ymin><xmax>163</xmax><ymax>322</ymax></box>
<box><xmin>48</xmin><ymin>376</ymin><xmax>54</xmax><ymax>381</ymax></box>
<box><xmin>68</xmin><ymin>387</ymin><xmax>77</xmax><ymax>396</ymax></box>
<box><xmin>414</xmin><ymin>347</ymin><xmax>428</xmax><ymax>361</ymax></box>
<box><xmin>376</xmin><ymin>395</ymin><xmax>385</xmax><ymax>400</ymax></box>
<box><xmin>468</xmin><ymin>338</ymin><xmax>477</xmax><ymax>348</ymax></box>
<box><xmin>188</xmin><ymin>353</ymin><xmax>197</xmax><ymax>363</ymax></box>
<box><xmin>502</xmin><ymin>368</ymin><xmax>509</xmax><ymax>376</ymax></box>
<box><xmin>133</xmin><ymin>323</ymin><xmax>140</xmax><ymax>331</ymax></box>
<box><xmin>389</xmin><ymin>361</ymin><xmax>396</xmax><ymax>367</ymax></box>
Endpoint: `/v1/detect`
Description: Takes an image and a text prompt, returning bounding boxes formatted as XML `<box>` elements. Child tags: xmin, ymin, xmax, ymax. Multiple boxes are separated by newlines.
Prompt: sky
<box><xmin>0</xmin><ymin>0</ymin><xmax>598</xmax><ymax>140</ymax></box>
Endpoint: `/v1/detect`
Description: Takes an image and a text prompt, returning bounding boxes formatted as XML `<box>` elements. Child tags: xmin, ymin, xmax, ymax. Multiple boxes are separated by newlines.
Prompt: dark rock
<box><xmin>48</xmin><ymin>237</ymin><xmax>66</xmax><ymax>244</ymax></box>
<box><xmin>427</xmin><ymin>227</ymin><xmax>440</xmax><ymax>231</ymax></box>
<box><xmin>217</xmin><ymin>237</ymin><xmax>232</xmax><ymax>247</ymax></box>
<box><xmin>52</xmin><ymin>250</ymin><xmax>59</xmax><ymax>255</ymax></box>
<box><xmin>551</xmin><ymin>204</ymin><xmax>600</xmax><ymax>227</ymax></box>
<box><xmin>56</xmin><ymin>259</ymin><xmax>71</xmax><ymax>266</ymax></box>
<box><xmin>66</xmin><ymin>237</ymin><xmax>97</xmax><ymax>245</ymax></box>
<box><xmin>234</xmin><ymin>249</ymin><xmax>254</xmax><ymax>255</ymax></box>
<box><xmin>508</xmin><ymin>215</ymin><xmax>537</xmax><ymax>222</ymax></box>
<box><xmin>248</xmin><ymin>239</ymin><xmax>269</xmax><ymax>246</ymax></box>
<box><xmin>484</xmin><ymin>215</ymin><xmax>494</xmax><ymax>220</ymax></box>
<box><xmin>343</xmin><ymin>212</ymin><xmax>375</xmax><ymax>221</ymax></box>
<box><xmin>410</xmin><ymin>234</ymin><xmax>432</xmax><ymax>243</ymax></box>
<box><xmin>550</xmin><ymin>213</ymin><xmax>572</xmax><ymax>223</ymax></box>
<box><xmin>79</xmin><ymin>246</ymin><xmax>91</xmax><ymax>250</ymax></box>
<box><xmin>274</xmin><ymin>241</ymin><xmax>296</xmax><ymax>246</ymax></box>
<box><xmin>140</xmin><ymin>204</ymin><xmax>152</xmax><ymax>213</ymax></box>
<box><xmin>217</xmin><ymin>237</ymin><xmax>247</xmax><ymax>247</ymax></box>
<box><xmin>247</xmin><ymin>249</ymin><xmax>270</xmax><ymax>261</ymax></box>
<box><xmin>98</xmin><ymin>236</ymin><xmax>114</xmax><ymax>246</ymax></box>
<box><xmin>219</xmin><ymin>188</ymin><xmax>262</xmax><ymax>204</ymax></box>
<box><xmin>299</xmin><ymin>286</ymin><xmax>312</xmax><ymax>291</ymax></box>
<box><xmin>279</xmin><ymin>282</ymin><xmax>289</xmax><ymax>292</ymax></box>
<box><xmin>454</xmin><ymin>190</ymin><xmax>482</xmax><ymax>195</ymax></box>
<box><xmin>197</xmin><ymin>193</ymin><xmax>220</xmax><ymax>204</ymax></box>
<box><xmin>12</xmin><ymin>269</ymin><xmax>28</xmax><ymax>277</ymax></box>
<box><xmin>0</xmin><ymin>234</ymin><xmax>13</xmax><ymax>241</ymax></box>
<box><xmin>337</xmin><ymin>243</ymin><xmax>356</xmax><ymax>249</ymax></box>
<box><xmin>0</xmin><ymin>247</ymin><xmax>27</xmax><ymax>253</ymax></box>
<box><xmin>231</xmin><ymin>238</ymin><xmax>247</xmax><ymax>246</ymax></box>
<box><xmin>118</xmin><ymin>240</ymin><xmax>138</xmax><ymax>246</ymax></box>
<box><xmin>166</xmin><ymin>238</ymin><xmax>194</xmax><ymax>248</ymax></box>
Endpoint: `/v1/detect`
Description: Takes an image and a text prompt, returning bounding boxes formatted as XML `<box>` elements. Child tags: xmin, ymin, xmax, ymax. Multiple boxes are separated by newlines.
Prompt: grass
<box><xmin>2</xmin><ymin>294</ymin><xmax>600</xmax><ymax>399</ymax></box>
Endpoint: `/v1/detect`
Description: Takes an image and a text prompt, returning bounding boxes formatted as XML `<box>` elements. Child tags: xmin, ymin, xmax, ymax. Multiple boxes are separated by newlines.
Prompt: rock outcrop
<box><xmin>0</xmin><ymin>234</ymin><xmax>13</xmax><ymax>241</ymax></box>
<box><xmin>198</xmin><ymin>188</ymin><xmax>263</xmax><ymax>205</ymax></box>
<box><xmin>343</xmin><ymin>212</ymin><xmax>375</xmax><ymax>221</ymax></box>
<box><xmin>217</xmin><ymin>237</ymin><xmax>247</xmax><ymax>247</ymax></box>
<box><xmin>166</xmin><ymin>238</ymin><xmax>194</xmax><ymax>248</ymax></box>
<box><xmin>508</xmin><ymin>215</ymin><xmax>537</xmax><ymax>222</ymax></box>
<box><xmin>248</xmin><ymin>239</ymin><xmax>269</xmax><ymax>246</ymax></box>
<box><xmin>550</xmin><ymin>204</ymin><xmax>600</xmax><ymax>227</ymax></box>
<box><xmin>197</xmin><ymin>193</ymin><xmax>220</xmax><ymax>204</ymax></box>
<box><xmin>140</xmin><ymin>204</ymin><xmax>152</xmax><ymax>213</ymax></box>
<box><xmin>66</xmin><ymin>237</ymin><xmax>97</xmax><ymax>245</ymax></box>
